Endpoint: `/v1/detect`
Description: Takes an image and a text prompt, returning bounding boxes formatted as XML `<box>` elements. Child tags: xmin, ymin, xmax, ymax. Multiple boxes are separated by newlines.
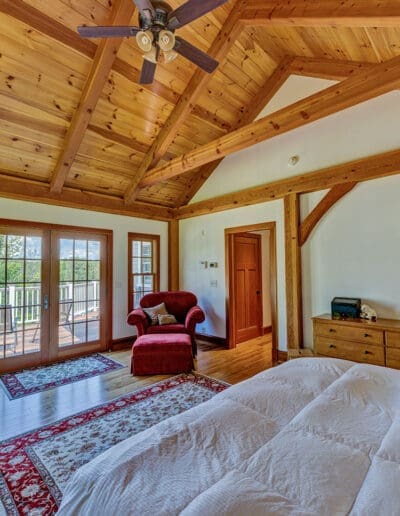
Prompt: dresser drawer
<box><xmin>386</xmin><ymin>331</ymin><xmax>400</xmax><ymax>349</ymax></box>
<box><xmin>315</xmin><ymin>336</ymin><xmax>385</xmax><ymax>366</ymax></box>
<box><xmin>314</xmin><ymin>322</ymin><xmax>384</xmax><ymax>346</ymax></box>
<box><xmin>386</xmin><ymin>348</ymin><xmax>400</xmax><ymax>369</ymax></box>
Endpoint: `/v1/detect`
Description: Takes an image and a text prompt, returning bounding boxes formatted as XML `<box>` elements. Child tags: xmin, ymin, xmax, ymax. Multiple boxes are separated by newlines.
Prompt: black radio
<box><xmin>331</xmin><ymin>297</ymin><xmax>361</xmax><ymax>319</ymax></box>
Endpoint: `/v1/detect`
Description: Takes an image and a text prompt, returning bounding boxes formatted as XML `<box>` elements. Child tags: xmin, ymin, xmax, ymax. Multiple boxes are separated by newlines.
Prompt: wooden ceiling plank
<box><xmin>241</xmin><ymin>0</ymin><xmax>400</xmax><ymax>27</ymax></box>
<box><xmin>123</xmin><ymin>4</ymin><xmax>245</xmax><ymax>205</ymax></box>
<box><xmin>175</xmin><ymin>56</ymin><xmax>295</xmax><ymax>207</ymax></box>
<box><xmin>0</xmin><ymin>0</ymin><xmax>96</xmax><ymax>56</ymax></box>
<box><xmin>299</xmin><ymin>182</ymin><xmax>358</xmax><ymax>246</ymax></box>
<box><xmin>49</xmin><ymin>0</ymin><xmax>136</xmax><ymax>194</ymax></box>
<box><xmin>0</xmin><ymin>173</ymin><xmax>173</xmax><ymax>221</ymax></box>
<box><xmin>140</xmin><ymin>55</ymin><xmax>400</xmax><ymax>188</ymax></box>
<box><xmin>176</xmin><ymin>148</ymin><xmax>400</xmax><ymax>219</ymax></box>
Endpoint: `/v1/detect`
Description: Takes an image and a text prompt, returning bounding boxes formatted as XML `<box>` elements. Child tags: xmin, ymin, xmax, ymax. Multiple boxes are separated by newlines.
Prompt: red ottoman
<box><xmin>131</xmin><ymin>333</ymin><xmax>194</xmax><ymax>375</ymax></box>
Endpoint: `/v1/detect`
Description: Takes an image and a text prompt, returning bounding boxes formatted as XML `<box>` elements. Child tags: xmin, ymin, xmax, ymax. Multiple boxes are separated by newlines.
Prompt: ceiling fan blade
<box><xmin>168</xmin><ymin>0</ymin><xmax>228</xmax><ymax>30</ymax></box>
<box><xmin>174</xmin><ymin>36</ymin><xmax>219</xmax><ymax>74</ymax></box>
<box><xmin>140</xmin><ymin>58</ymin><xmax>157</xmax><ymax>84</ymax></box>
<box><xmin>77</xmin><ymin>26</ymin><xmax>140</xmax><ymax>38</ymax></box>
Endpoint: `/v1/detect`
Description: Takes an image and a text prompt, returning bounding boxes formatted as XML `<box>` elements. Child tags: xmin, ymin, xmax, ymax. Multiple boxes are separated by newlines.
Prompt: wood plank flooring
<box><xmin>0</xmin><ymin>335</ymin><xmax>274</xmax><ymax>441</ymax></box>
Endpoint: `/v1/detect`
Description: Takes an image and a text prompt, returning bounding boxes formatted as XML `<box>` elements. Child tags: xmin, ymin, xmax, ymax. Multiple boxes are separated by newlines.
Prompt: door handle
<box><xmin>43</xmin><ymin>295</ymin><xmax>49</xmax><ymax>310</ymax></box>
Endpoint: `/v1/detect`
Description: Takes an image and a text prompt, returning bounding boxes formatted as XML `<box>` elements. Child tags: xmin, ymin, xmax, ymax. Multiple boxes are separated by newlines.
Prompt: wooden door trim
<box><xmin>225</xmin><ymin>222</ymin><xmax>278</xmax><ymax>357</ymax></box>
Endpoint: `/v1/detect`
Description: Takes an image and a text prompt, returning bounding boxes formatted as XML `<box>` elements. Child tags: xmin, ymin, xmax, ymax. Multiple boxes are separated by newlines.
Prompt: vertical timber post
<box><xmin>168</xmin><ymin>220</ymin><xmax>179</xmax><ymax>291</ymax></box>
<box><xmin>284</xmin><ymin>193</ymin><xmax>303</xmax><ymax>350</ymax></box>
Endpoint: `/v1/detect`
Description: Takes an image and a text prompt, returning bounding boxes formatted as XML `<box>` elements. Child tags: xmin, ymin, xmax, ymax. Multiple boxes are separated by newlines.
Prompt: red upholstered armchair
<box><xmin>127</xmin><ymin>291</ymin><xmax>205</xmax><ymax>356</ymax></box>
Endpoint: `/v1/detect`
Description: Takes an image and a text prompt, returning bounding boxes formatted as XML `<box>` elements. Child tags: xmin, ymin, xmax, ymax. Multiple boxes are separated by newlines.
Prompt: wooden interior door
<box><xmin>231</xmin><ymin>233</ymin><xmax>263</xmax><ymax>345</ymax></box>
<box><xmin>0</xmin><ymin>226</ymin><xmax>50</xmax><ymax>373</ymax></box>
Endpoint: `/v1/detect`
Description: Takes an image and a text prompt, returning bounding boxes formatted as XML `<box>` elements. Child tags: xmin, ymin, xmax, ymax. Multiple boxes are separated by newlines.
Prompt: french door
<box><xmin>0</xmin><ymin>224</ymin><xmax>111</xmax><ymax>373</ymax></box>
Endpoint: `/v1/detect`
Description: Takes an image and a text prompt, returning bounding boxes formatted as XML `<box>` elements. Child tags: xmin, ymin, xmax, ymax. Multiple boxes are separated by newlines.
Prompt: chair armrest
<box><xmin>127</xmin><ymin>309</ymin><xmax>149</xmax><ymax>336</ymax></box>
<box><xmin>185</xmin><ymin>305</ymin><xmax>205</xmax><ymax>334</ymax></box>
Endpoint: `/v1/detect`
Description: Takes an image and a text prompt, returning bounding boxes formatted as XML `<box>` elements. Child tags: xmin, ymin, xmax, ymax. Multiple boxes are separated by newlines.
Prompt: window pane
<box><xmin>73</xmin><ymin>322</ymin><xmax>86</xmax><ymax>344</ymax></box>
<box><xmin>142</xmin><ymin>242</ymin><xmax>152</xmax><ymax>257</ymax></box>
<box><xmin>142</xmin><ymin>258</ymin><xmax>152</xmax><ymax>273</ymax></box>
<box><xmin>143</xmin><ymin>275</ymin><xmax>153</xmax><ymax>291</ymax></box>
<box><xmin>26</xmin><ymin>237</ymin><xmax>41</xmax><ymax>259</ymax></box>
<box><xmin>7</xmin><ymin>261</ymin><xmax>24</xmax><ymax>283</ymax></box>
<box><xmin>133</xmin><ymin>257</ymin><xmax>140</xmax><ymax>273</ymax></box>
<box><xmin>74</xmin><ymin>261</ymin><xmax>87</xmax><ymax>281</ymax></box>
<box><xmin>133</xmin><ymin>241</ymin><xmax>141</xmax><ymax>256</ymax></box>
<box><xmin>60</xmin><ymin>261</ymin><xmax>73</xmax><ymax>282</ymax></box>
<box><xmin>88</xmin><ymin>261</ymin><xmax>100</xmax><ymax>281</ymax></box>
<box><xmin>87</xmin><ymin>320</ymin><xmax>99</xmax><ymax>342</ymax></box>
<box><xmin>134</xmin><ymin>275</ymin><xmax>143</xmax><ymax>290</ymax></box>
<box><xmin>0</xmin><ymin>260</ymin><xmax>5</xmax><ymax>285</ymax></box>
<box><xmin>25</xmin><ymin>261</ymin><xmax>41</xmax><ymax>283</ymax></box>
<box><xmin>0</xmin><ymin>235</ymin><xmax>5</xmax><ymax>259</ymax></box>
<box><xmin>60</xmin><ymin>239</ymin><xmax>73</xmax><ymax>259</ymax></box>
<box><xmin>88</xmin><ymin>241</ymin><xmax>100</xmax><ymax>260</ymax></box>
<box><xmin>134</xmin><ymin>292</ymin><xmax>141</xmax><ymax>308</ymax></box>
<box><xmin>74</xmin><ymin>240</ymin><xmax>87</xmax><ymax>259</ymax></box>
<box><xmin>7</xmin><ymin>235</ymin><xmax>24</xmax><ymax>259</ymax></box>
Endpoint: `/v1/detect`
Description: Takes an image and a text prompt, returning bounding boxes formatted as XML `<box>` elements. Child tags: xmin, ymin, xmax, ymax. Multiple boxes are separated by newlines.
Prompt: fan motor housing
<box><xmin>139</xmin><ymin>1</ymin><xmax>172</xmax><ymax>30</ymax></box>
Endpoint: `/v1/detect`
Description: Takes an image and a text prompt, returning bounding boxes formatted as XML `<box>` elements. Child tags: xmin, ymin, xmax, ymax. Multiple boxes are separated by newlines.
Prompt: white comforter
<box><xmin>57</xmin><ymin>358</ymin><xmax>400</xmax><ymax>515</ymax></box>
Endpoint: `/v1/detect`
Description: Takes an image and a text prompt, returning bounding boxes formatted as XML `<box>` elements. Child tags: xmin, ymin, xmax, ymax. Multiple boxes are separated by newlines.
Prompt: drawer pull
<box><xmin>364</xmin><ymin>333</ymin><xmax>371</xmax><ymax>338</ymax></box>
<box><xmin>329</xmin><ymin>344</ymin><xmax>336</xmax><ymax>349</ymax></box>
<box><xmin>364</xmin><ymin>350</ymin><xmax>370</xmax><ymax>355</ymax></box>
<box><xmin>329</xmin><ymin>328</ymin><xmax>336</xmax><ymax>333</ymax></box>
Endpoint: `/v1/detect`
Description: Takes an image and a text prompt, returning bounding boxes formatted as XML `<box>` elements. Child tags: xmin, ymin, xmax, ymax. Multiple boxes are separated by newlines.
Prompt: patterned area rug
<box><xmin>0</xmin><ymin>354</ymin><xmax>125</xmax><ymax>400</ymax></box>
<box><xmin>0</xmin><ymin>372</ymin><xmax>228</xmax><ymax>515</ymax></box>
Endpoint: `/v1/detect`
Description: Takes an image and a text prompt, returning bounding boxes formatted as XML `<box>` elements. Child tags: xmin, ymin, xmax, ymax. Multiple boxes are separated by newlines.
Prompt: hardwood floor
<box><xmin>0</xmin><ymin>335</ymin><xmax>274</xmax><ymax>441</ymax></box>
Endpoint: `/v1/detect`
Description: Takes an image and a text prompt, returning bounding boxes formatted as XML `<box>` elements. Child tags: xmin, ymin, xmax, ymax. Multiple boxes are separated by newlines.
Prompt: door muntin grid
<box><xmin>58</xmin><ymin>238</ymin><xmax>101</xmax><ymax>348</ymax></box>
<box><xmin>0</xmin><ymin>233</ymin><xmax>42</xmax><ymax>358</ymax></box>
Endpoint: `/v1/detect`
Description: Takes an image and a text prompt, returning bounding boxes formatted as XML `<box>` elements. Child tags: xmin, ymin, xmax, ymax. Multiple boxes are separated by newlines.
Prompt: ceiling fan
<box><xmin>78</xmin><ymin>0</ymin><xmax>228</xmax><ymax>84</ymax></box>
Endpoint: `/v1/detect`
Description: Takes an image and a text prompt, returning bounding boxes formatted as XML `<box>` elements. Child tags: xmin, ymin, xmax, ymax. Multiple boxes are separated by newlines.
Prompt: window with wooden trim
<box><xmin>128</xmin><ymin>233</ymin><xmax>160</xmax><ymax>311</ymax></box>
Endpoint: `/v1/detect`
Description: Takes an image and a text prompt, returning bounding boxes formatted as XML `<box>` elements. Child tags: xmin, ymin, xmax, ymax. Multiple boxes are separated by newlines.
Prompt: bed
<box><xmin>57</xmin><ymin>357</ymin><xmax>400</xmax><ymax>515</ymax></box>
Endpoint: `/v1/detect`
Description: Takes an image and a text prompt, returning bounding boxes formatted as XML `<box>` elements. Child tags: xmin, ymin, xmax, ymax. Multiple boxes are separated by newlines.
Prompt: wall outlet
<box><xmin>210</xmin><ymin>280</ymin><xmax>218</xmax><ymax>287</ymax></box>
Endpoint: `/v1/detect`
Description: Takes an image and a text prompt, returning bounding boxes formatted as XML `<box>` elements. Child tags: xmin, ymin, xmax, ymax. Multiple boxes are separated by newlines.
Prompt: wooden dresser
<box><xmin>313</xmin><ymin>314</ymin><xmax>400</xmax><ymax>369</ymax></box>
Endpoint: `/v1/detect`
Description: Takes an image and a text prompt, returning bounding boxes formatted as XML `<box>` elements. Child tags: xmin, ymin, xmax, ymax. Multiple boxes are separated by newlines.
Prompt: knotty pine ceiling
<box><xmin>1</xmin><ymin>0</ymin><xmax>400</xmax><ymax>217</ymax></box>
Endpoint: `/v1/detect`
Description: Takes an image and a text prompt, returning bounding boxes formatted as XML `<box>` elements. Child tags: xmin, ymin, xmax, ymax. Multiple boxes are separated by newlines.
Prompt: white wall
<box><xmin>302</xmin><ymin>175</ymin><xmax>400</xmax><ymax>347</ymax></box>
<box><xmin>0</xmin><ymin>198</ymin><xmax>168</xmax><ymax>340</ymax></box>
<box><xmin>181</xmin><ymin>75</ymin><xmax>400</xmax><ymax>352</ymax></box>
<box><xmin>179</xmin><ymin>201</ymin><xmax>286</xmax><ymax>349</ymax></box>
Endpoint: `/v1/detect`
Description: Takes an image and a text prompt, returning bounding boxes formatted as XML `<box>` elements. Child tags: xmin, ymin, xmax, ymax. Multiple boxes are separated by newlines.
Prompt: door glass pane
<box><xmin>0</xmin><ymin>234</ymin><xmax>42</xmax><ymax>359</ymax></box>
<box><xmin>58</xmin><ymin>237</ymin><xmax>102</xmax><ymax>348</ymax></box>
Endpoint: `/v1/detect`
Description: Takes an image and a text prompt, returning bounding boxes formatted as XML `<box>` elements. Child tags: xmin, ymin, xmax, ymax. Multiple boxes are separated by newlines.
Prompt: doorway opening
<box><xmin>225</xmin><ymin>222</ymin><xmax>277</xmax><ymax>360</ymax></box>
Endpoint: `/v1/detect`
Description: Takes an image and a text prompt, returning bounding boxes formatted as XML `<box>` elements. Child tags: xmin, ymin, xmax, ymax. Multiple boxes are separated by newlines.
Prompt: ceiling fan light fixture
<box><xmin>143</xmin><ymin>45</ymin><xmax>158</xmax><ymax>64</ymax></box>
<box><xmin>163</xmin><ymin>49</ymin><xmax>178</xmax><ymax>63</ymax></box>
<box><xmin>136</xmin><ymin>30</ymin><xmax>154</xmax><ymax>52</ymax></box>
<box><xmin>158</xmin><ymin>30</ymin><xmax>176</xmax><ymax>51</ymax></box>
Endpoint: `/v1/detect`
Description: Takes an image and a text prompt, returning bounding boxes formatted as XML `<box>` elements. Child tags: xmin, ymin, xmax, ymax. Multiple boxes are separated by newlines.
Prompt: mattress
<box><xmin>57</xmin><ymin>357</ymin><xmax>400</xmax><ymax>515</ymax></box>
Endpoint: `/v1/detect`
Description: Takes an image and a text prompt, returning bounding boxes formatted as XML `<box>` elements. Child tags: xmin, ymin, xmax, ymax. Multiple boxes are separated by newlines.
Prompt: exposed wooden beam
<box><xmin>299</xmin><ymin>183</ymin><xmax>358</xmax><ymax>246</ymax></box>
<box><xmin>0</xmin><ymin>173</ymin><xmax>173</xmax><ymax>220</ymax></box>
<box><xmin>175</xmin><ymin>148</ymin><xmax>400</xmax><ymax>219</ymax></box>
<box><xmin>168</xmin><ymin>220</ymin><xmax>180</xmax><ymax>291</ymax></box>
<box><xmin>284</xmin><ymin>194</ymin><xmax>302</xmax><ymax>349</ymax></box>
<box><xmin>241</xmin><ymin>0</ymin><xmax>400</xmax><ymax>27</ymax></box>
<box><xmin>175</xmin><ymin>56</ymin><xmax>294</xmax><ymax>207</ymax></box>
<box><xmin>123</xmin><ymin>4</ymin><xmax>244</xmax><ymax>205</ymax></box>
<box><xmin>49</xmin><ymin>0</ymin><xmax>136</xmax><ymax>194</ymax></box>
<box><xmin>290</xmin><ymin>56</ymin><xmax>375</xmax><ymax>82</ymax></box>
<box><xmin>140</xmin><ymin>55</ymin><xmax>400</xmax><ymax>188</ymax></box>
